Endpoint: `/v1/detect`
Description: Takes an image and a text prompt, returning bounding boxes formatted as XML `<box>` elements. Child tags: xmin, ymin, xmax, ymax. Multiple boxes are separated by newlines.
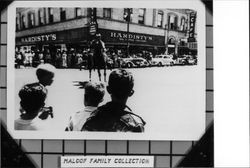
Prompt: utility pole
<box><xmin>124</xmin><ymin>8</ymin><xmax>132</xmax><ymax>57</ymax></box>
<box><xmin>165</xmin><ymin>15</ymin><xmax>170</xmax><ymax>55</ymax></box>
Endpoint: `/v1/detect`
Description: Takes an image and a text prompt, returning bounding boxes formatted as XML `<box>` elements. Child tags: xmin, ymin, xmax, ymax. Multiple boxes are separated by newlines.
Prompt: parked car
<box><xmin>121</xmin><ymin>57</ymin><xmax>150</xmax><ymax>68</ymax></box>
<box><xmin>151</xmin><ymin>55</ymin><xmax>174</xmax><ymax>66</ymax></box>
<box><xmin>186</xmin><ymin>55</ymin><xmax>197</xmax><ymax>65</ymax></box>
<box><xmin>175</xmin><ymin>55</ymin><xmax>197</xmax><ymax>65</ymax></box>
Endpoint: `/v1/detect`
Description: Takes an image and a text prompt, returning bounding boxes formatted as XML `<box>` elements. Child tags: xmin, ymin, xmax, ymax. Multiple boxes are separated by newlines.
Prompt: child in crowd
<box><xmin>18</xmin><ymin>64</ymin><xmax>56</xmax><ymax>123</ymax></box>
<box><xmin>15</xmin><ymin>83</ymin><xmax>47</xmax><ymax>130</ymax></box>
<box><xmin>82</xmin><ymin>69</ymin><xmax>146</xmax><ymax>132</ymax></box>
<box><xmin>66</xmin><ymin>82</ymin><xmax>105</xmax><ymax>131</ymax></box>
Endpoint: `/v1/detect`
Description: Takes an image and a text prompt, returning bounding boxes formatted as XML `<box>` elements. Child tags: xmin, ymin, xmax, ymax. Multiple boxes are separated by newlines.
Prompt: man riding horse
<box><xmin>91</xmin><ymin>33</ymin><xmax>107</xmax><ymax>82</ymax></box>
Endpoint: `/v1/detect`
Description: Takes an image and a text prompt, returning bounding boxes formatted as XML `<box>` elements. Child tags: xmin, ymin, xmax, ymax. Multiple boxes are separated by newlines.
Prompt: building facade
<box><xmin>16</xmin><ymin>7</ymin><xmax>197</xmax><ymax>56</ymax></box>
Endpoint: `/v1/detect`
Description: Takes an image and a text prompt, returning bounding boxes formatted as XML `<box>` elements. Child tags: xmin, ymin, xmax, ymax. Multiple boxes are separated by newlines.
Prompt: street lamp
<box><xmin>124</xmin><ymin>8</ymin><xmax>132</xmax><ymax>57</ymax></box>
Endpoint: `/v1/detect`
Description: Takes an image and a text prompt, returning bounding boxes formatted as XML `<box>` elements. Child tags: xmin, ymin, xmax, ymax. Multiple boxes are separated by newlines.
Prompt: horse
<box><xmin>89</xmin><ymin>36</ymin><xmax>107</xmax><ymax>82</ymax></box>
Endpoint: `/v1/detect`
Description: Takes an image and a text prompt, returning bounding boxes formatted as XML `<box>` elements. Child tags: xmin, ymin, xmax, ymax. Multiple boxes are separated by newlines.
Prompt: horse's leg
<box><xmin>89</xmin><ymin>68</ymin><xmax>92</xmax><ymax>81</ymax></box>
<box><xmin>97</xmin><ymin>68</ymin><xmax>101</xmax><ymax>81</ymax></box>
<box><xmin>103</xmin><ymin>65</ymin><xmax>107</xmax><ymax>82</ymax></box>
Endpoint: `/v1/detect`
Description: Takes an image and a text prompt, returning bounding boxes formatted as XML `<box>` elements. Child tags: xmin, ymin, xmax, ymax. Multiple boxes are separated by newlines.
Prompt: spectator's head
<box><xmin>36</xmin><ymin>64</ymin><xmax>56</xmax><ymax>86</ymax></box>
<box><xmin>84</xmin><ymin>82</ymin><xmax>105</xmax><ymax>107</ymax></box>
<box><xmin>19</xmin><ymin>84</ymin><xmax>47</xmax><ymax>119</ymax></box>
<box><xmin>107</xmin><ymin>69</ymin><xmax>134</xmax><ymax>101</ymax></box>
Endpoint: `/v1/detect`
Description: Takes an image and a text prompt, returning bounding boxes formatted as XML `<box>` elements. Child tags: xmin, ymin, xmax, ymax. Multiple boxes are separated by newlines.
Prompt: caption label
<box><xmin>61</xmin><ymin>155</ymin><xmax>154</xmax><ymax>168</ymax></box>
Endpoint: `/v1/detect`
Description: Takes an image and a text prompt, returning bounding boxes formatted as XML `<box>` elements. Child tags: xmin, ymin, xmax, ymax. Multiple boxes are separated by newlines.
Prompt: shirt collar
<box><xmin>84</xmin><ymin>106</ymin><xmax>97</xmax><ymax>112</ymax></box>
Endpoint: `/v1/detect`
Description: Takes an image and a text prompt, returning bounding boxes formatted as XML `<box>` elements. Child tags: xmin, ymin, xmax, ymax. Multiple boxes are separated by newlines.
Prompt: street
<box><xmin>14</xmin><ymin>66</ymin><xmax>204</xmax><ymax>138</ymax></box>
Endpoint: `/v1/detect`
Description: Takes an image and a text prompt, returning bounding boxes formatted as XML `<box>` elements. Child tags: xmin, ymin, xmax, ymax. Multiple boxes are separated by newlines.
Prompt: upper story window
<box><xmin>38</xmin><ymin>8</ymin><xmax>45</xmax><ymax>25</ymax></box>
<box><xmin>168</xmin><ymin>14</ymin><xmax>178</xmax><ymax>30</ymax></box>
<box><xmin>87</xmin><ymin>8</ymin><xmax>97</xmax><ymax>22</ymax></box>
<box><xmin>28</xmin><ymin>12</ymin><xmax>35</xmax><ymax>28</ymax></box>
<box><xmin>103</xmin><ymin>8</ymin><xmax>111</xmax><ymax>19</ymax></box>
<box><xmin>180</xmin><ymin>17</ymin><xmax>185</xmax><ymax>31</ymax></box>
<box><xmin>60</xmin><ymin>8</ymin><xmax>66</xmax><ymax>21</ymax></box>
<box><xmin>16</xmin><ymin>15</ymin><xmax>20</xmax><ymax>31</ymax></box>
<box><xmin>123</xmin><ymin>8</ymin><xmax>132</xmax><ymax>22</ymax></box>
<box><xmin>21</xmin><ymin>15</ymin><xmax>26</xmax><ymax>29</ymax></box>
<box><xmin>138</xmin><ymin>8</ymin><xmax>145</xmax><ymax>24</ymax></box>
<box><xmin>75</xmin><ymin>8</ymin><xmax>82</xmax><ymax>18</ymax></box>
<box><xmin>87</xmin><ymin>8</ymin><xmax>92</xmax><ymax>17</ymax></box>
<box><xmin>48</xmin><ymin>8</ymin><xmax>54</xmax><ymax>23</ymax></box>
<box><xmin>157</xmin><ymin>11</ymin><xmax>163</xmax><ymax>27</ymax></box>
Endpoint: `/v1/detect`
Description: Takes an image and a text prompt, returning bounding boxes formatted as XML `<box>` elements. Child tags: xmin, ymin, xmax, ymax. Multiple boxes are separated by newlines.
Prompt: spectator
<box><xmin>66</xmin><ymin>82</ymin><xmax>105</xmax><ymax>131</ymax></box>
<box><xmin>82</xmin><ymin>69</ymin><xmax>146</xmax><ymax>132</ymax></box>
<box><xmin>15</xmin><ymin>81</ymin><xmax>47</xmax><ymax>130</ymax></box>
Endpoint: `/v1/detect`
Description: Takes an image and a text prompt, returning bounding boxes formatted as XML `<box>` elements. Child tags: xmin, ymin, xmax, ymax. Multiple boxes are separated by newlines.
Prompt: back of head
<box><xmin>84</xmin><ymin>82</ymin><xmax>105</xmax><ymax>106</ymax></box>
<box><xmin>19</xmin><ymin>84</ymin><xmax>47</xmax><ymax>116</ymax></box>
<box><xmin>36</xmin><ymin>64</ymin><xmax>56</xmax><ymax>84</ymax></box>
<box><xmin>108</xmin><ymin>69</ymin><xmax>134</xmax><ymax>99</ymax></box>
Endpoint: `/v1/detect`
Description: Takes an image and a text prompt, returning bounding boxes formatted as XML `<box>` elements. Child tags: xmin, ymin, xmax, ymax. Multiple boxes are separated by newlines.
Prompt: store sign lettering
<box><xmin>110</xmin><ymin>32</ymin><xmax>153</xmax><ymax>42</ymax></box>
<box><xmin>21</xmin><ymin>34</ymin><xmax>57</xmax><ymax>43</ymax></box>
<box><xmin>188</xmin><ymin>12</ymin><xmax>196</xmax><ymax>39</ymax></box>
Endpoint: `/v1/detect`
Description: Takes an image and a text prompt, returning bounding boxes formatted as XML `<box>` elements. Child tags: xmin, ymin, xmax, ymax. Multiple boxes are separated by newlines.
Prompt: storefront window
<box><xmin>38</xmin><ymin>8</ymin><xmax>45</xmax><ymax>25</ymax></box>
<box><xmin>75</xmin><ymin>8</ymin><xmax>82</xmax><ymax>18</ymax></box>
<box><xmin>48</xmin><ymin>8</ymin><xmax>54</xmax><ymax>23</ymax></box>
<box><xmin>138</xmin><ymin>8</ymin><xmax>145</xmax><ymax>24</ymax></box>
<box><xmin>157</xmin><ymin>11</ymin><xmax>163</xmax><ymax>27</ymax></box>
<box><xmin>60</xmin><ymin>8</ymin><xmax>66</xmax><ymax>21</ymax></box>
<box><xmin>103</xmin><ymin>8</ymin><xmax>111</xmax><ymax>19</ymax></box>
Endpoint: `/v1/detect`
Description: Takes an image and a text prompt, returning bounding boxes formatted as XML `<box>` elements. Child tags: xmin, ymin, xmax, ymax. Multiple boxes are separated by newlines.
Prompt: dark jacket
<box><xmin>82</xmin><ymin>102</ymin><xmax>146</xmax><ymax>132</ymax></box>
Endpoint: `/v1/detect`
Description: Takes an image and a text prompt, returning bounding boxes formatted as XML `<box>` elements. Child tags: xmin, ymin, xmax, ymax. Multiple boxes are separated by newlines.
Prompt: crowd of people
<box><xmin>15</xmin><ymin>64</ymin><xmax>146</xmax><ymax>132</ymax></box>
<box><xmin>15</xmin><ymin>48</ymin><xmax>91</xmax><ymax>69</ymax></box>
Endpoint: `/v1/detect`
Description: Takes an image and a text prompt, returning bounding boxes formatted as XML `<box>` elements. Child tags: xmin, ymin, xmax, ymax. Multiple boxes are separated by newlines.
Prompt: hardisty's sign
<box><xmin>20</xmin><ymin>33</ymin><xmax>57</xmax><ymax>43</ymax></box>
<box><xmin>61</xmin><ymin>155</ymin><xmax>154</xmax><ymax>168</ymax></box>
<box><xmin>99</xmin><ymin>29</ymin><xmax>165</xmax><ymax>46</ymax></box>
<box><xmin>110</xmin><ymin>32</ymin><xmax>153</xmax><ymax>42</ymax></box>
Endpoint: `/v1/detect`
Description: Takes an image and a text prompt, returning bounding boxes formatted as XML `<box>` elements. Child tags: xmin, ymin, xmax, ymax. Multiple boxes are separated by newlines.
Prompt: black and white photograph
<box><xmin>7</xmin><ymin>1</ymin><xmax>206</xmax><ymax>140</ymax></box>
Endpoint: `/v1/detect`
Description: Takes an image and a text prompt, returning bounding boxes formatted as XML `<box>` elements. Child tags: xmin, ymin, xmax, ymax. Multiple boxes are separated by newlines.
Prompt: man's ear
<box><xmin>128</xmin><ymin>90</ymin><xmax>134</xmax><ymax>97</ymax></box>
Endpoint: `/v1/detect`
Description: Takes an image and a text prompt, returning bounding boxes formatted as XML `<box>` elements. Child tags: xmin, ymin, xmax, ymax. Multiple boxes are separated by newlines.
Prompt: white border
<box><xmin>7</xmin><ymin>0</ymin><xmax>206</xmax><ymax>140</ymax></box>
<box><xmin>214</xmin><ymin>0</ymin><xmax>249</xmax><ymax>167</ymax></box>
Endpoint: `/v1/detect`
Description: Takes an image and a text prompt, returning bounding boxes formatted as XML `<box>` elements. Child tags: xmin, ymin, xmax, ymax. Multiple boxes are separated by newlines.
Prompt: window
<box><xmin>48</xmin><ymin>8</ymin><xmax>54</xmax><ymax>23</ymax></box>
<box><xmin>16</xmin><ymin>15</ymin><xmax>20</xmax><ymax>30</ymax></box>
<box><xmin>21</xmin><ymin>15</ymin><xmax>26</xmax><ymax>29</ymax></box>
<box><xmin>87</xmin><ymin>8</ymin><xmax>92</xmax><ymax>17</ymax></box>
<box><xmin>157</xmin><ymin>11</ymin><xmax>163</xmax><ymax>27</ymax></box>
<box><xmin>60</xmin><ymin>8</ymin><xmax>66</xmax><ymax>21</ymax></box>
<box><xmin>168</xmin><ymin>14</ymin><xmax>178</xmax><ymax>30</ymax></box>
<box><xmin>180</xmin><ymin>17</ymin><xmax>185</xmax><ymax>31</ymax></box>
<box><xmin>138</xmin><ymin>8</ymin><xmax>145</xmax><ymax>24</ymax></box>
<box><xmin>28</xmin><ymin>12</ymin><xmax>35</xmax><ymax>28</ymax></box>
<box><xmin>38</xmin><ymin>8</ymin><xmax>45</xmax><ymax>25</ymax></box>
<box><xmin>123</xmin><ymin>8</ymin><xmax>132</xmax><ymax>22</ymax></box>
<box><xmin>103</xmin><ymin>8</ymin><xmax>111</xmax><ymax>19</ymax></box>
<box><xmin>75</xmin><ymin>8</ymin><xmax>82</xmax><ymax>18</ymax></box>
<box><xmin>168</xmin><ymin>38</ymin><xmax>175</xmax><ymax>44</ymax></box>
